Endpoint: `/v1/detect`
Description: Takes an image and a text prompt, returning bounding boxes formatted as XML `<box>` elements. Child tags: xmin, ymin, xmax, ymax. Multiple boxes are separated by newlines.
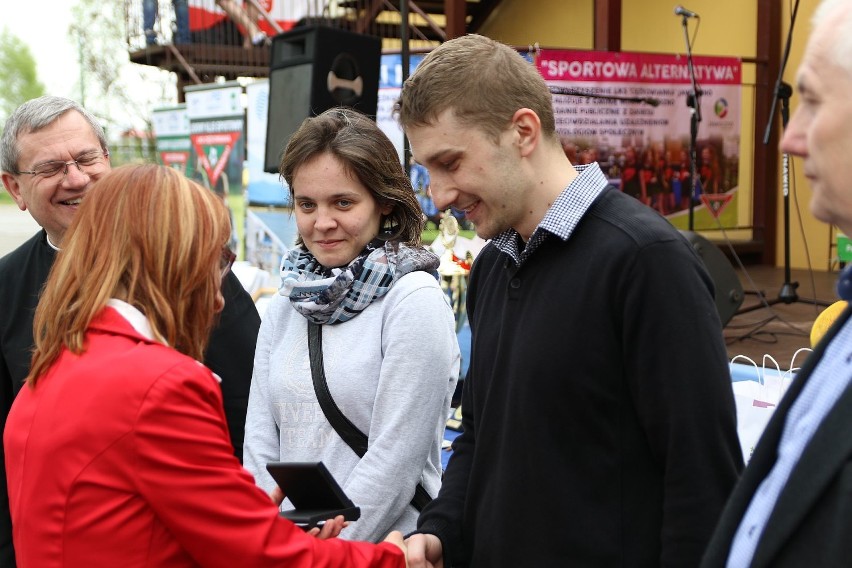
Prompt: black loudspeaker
<box><xmin>679</xmin><ymin>231</ymin><xmax>744</xmax><ymax>327</ymax></box>
<box><xmin>264</xmin><ymin>26</ymin><xmax>382</xmax><ymax>173</ymax></box>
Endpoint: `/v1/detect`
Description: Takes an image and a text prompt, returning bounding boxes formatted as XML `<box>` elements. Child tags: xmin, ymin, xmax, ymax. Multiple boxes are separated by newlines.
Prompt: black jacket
<box><xmin>702</xmin><ymin>305</ymin><xmax>852</xmax><ymax>568</ymax></box>
<box><xmin>417</xmin><ymin>188</ymin><xmax>743</xmax><ymax>567</ymax></box>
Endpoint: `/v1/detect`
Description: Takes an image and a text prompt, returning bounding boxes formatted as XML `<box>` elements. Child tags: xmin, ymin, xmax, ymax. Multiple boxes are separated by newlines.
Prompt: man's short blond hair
<box><xmin>395</xmin><ymin>34</ymin><xmax>556</xmax><ymax>142</ymax></box>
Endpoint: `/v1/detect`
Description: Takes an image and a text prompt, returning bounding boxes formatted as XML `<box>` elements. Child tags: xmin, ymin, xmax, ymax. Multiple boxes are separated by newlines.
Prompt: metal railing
<box><xmin>124</xmin><ymin>0</ymin><xmax>441</xmax><ymax>86</ymax></box>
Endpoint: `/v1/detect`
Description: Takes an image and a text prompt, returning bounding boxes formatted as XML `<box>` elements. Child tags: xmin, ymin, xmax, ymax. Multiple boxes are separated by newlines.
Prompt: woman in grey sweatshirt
<box><xmin>244</xmin><ymin>108</ymin><xmax>460</xmax><ymax>542</ymax></box>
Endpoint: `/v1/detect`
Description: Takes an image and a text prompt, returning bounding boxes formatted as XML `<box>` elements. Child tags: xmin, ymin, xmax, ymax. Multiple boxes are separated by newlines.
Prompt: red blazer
<box><xmin>4</xmin><ymin>307</ymin><xmax>402</xmax><ymax>567</ymax></box>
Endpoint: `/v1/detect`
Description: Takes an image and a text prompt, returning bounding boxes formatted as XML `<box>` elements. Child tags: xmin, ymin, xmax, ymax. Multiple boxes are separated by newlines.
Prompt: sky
<box><xmin>2</xmin><ymin>1</ymin><xmax>81</xmax><ymax>100</ymax></box>
<box><xmin>2</xmin><ymin>1</ymin><xmax>177</xmax><ymax>132</ymax></box>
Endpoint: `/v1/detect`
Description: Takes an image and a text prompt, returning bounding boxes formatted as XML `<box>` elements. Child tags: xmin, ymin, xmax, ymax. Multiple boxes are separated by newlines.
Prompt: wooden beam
<box><xmin>409</xmin><ymin>1</ymin><xmax>446</xmax><ymax>41</ymax></box>
<box><xmin>594</xmin><ymin>0</ymin><xmax>621</xmax><ymax>52</ymax></box>
<box><xmin>444</xmin><ymin>0</ymin><xmax>466</xmax><ymax>40</ymax></box>
<box><xmin>246</xmin><ymin>0</ymin><xmax>283</xmax><ymax>34</ymax></box>
<box><xmin>752</xmin><ymin>0</ymin><xmax>782</xmax><ymax>265</ymax></box>
<box><xmin>356</xmin><ymin>0</ymin><xmax>387</xmax><ymax>34</ymax></box>
<box><xmin>166</xmin><ymin>44</ymin><xmax>202</xmax><ymax>85</ymax></box>
<box><xmin>467</xmin><ymin>0</ymin><xmax>501</xmax><ymax>34</ymax></box>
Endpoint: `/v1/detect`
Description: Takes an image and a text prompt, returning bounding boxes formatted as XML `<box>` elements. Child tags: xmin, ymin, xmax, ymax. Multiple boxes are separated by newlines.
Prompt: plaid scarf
<box><xmin>279</xmin><ymin>239</ymin><xmax>440</xmax><ymax>325</ymax></box>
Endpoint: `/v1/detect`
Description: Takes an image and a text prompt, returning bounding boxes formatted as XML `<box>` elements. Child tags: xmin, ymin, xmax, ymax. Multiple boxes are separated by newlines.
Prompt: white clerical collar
<box><xmin>45</xmin><ymin>233</ymin><xmax>60</xmax><ymax>251</ymax></box>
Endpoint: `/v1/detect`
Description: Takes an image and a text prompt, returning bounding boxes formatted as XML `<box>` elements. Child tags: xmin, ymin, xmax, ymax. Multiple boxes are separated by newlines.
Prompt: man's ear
<box><xmin>1</xmin><ymin>173</ymin><xmax>27</xmax><ymax>212</ymax></box>
<box><xmin>511</xmin><ymin>108</ymin><xmax>541</xmax><ymax>157</ymax></box>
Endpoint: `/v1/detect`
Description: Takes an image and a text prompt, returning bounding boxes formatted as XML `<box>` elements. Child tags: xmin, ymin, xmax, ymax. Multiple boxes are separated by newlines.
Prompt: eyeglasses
<box><xmin>18</xmin><ymin>150</ymin><xmax>110</xmax><ymax>180</ymax></box>
<box><xmin>220</xmin><ymin>247</ymin><xmax>236</xmax><ymax>278</ymax></box>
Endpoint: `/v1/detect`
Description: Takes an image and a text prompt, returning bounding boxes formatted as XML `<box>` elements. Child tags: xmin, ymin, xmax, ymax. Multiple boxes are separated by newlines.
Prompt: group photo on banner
<box><xmin>537</xmin><ymin>49</ymin><xmax>742</xmax><ymax>229</ymax></box>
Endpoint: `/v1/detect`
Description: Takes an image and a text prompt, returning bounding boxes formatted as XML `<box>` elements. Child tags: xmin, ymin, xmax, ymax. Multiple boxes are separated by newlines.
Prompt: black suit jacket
<box><xmin>702</xmin><ymin>305</ymin><xmax>852</xmax><ymax>567</ymax></box>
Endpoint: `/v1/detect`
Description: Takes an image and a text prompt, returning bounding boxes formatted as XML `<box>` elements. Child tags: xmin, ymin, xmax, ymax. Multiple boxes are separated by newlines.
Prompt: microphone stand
<box><xmin>734</xmin><ymin>0</ymin><xmax>830</xmax><ymax>327</ymax></box>
<box><xmin>680</xmin><ymin>12</ymin><xmax>701</xmax><ymax>232</ymax></box>
<box><xmin>737</xmin><ymin>0</ymin><xmax>829</xmax><ymax>315</ymax></box>
<box><xmin>775</xmin><ymin>82</ymin><xmax>798</xmax><ymax>304</ymax></box>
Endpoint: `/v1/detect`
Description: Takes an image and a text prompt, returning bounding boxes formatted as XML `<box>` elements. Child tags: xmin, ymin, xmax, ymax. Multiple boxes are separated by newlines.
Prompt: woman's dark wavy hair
<box><xmin>279</xmin><ymin>107</ymin><xmax>424</xmax><ymax>246</ymax></box>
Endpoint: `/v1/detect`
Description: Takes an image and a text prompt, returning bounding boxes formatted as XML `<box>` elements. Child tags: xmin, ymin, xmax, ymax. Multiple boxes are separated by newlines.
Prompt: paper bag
<box><xmin>730</xmin><ymin>348</ymin><xmax>811</xmax><ymax>463</ymax></box>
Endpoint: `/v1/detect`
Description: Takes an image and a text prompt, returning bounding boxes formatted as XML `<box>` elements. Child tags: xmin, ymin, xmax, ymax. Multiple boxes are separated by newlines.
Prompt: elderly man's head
<box><xmin>780</xmin><ymin>0</ymin><xmax>852</xmax><ymax>235</ymax></box>
<box><xmin>1</xmin><ymin>96</ymin><xmax>109</xmax><ymax>246</ymax></box>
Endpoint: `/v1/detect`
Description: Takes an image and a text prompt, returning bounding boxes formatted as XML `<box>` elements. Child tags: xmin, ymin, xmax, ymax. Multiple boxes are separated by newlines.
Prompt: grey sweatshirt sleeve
<box><xmin>340</xmin><ymin>282</ymin><xmax>459</xmax><ymax>541</ymax></box>
<box><xmin>243</xmin><ymin>294</ymin><xmax>285</xmax><ymax>494</ymax></box>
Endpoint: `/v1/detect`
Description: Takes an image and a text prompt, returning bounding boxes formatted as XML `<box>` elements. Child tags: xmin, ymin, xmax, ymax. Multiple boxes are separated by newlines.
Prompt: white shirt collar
<box><xmin>106</xmin><ymin>299</ymin><xmax>156</xmax><ymax>340</ymax></box>
<box><xmin>107</xmin><ymin>298</ymin><xmax>222</xmax><ymax>383</ymax></box>
<box><xmin>105</xmin><ymin>299</ymin><xmax>221</xmax><ymax>383</ymax></box>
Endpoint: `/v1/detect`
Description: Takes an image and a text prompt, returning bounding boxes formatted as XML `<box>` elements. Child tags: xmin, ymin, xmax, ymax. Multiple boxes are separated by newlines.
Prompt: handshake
<box><xmin>308</xmin><ymin>518</ymin><xmax>443</xmax><ymax>568</ymax></box>
<box><xmin>384</xmin><ymin>533</ymin><xmax>444</xmax><ymax>568</ymax></box>
<box><xmin>269</xmin><ymin>484</ymin><xmax>443</xmax><ymax>567</ymax></box>
<box><xmin>305</xmin><ymin>518</ymin><xmax>443</xmax><ymax>568</ymax></box>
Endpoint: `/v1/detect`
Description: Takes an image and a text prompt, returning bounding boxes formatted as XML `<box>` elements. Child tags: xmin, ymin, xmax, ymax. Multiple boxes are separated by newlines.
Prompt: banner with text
<box><xmin>245</xmin><ymin>79</ymin><xmax>289</xmax><ymax>206</ymax></box>
<box><xmin>152</xmin><ymin>105</ymin><xmax>191</xmax><ymax>174</ymax></box>
<box><xmin>537</xmin><ymin>50</ymin><xmax>741</xmax><ymax>227</ymax></box>
<box><xmin>377</xmin><ymin>53</ymin><xmax>426</xmax><ymax>162</ymax></box>
<box><xmin>185</xmin><ymin>83</ymin><xmax>245</xmax><ymax>197</ymax></box>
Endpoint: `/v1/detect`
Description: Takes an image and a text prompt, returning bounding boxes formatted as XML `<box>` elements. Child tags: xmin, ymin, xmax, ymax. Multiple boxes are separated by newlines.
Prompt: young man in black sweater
<box><xmin>396</xmin><ymin>35</ymin><xmax>743</xmax><ymax>567</ymax></box>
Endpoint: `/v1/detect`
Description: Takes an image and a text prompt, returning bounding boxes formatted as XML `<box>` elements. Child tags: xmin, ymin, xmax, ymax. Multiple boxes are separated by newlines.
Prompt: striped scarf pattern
<box><xmin>279</xmin><ymin>240</ymin><xmax>439</xmax><ymax>325</ymax></box>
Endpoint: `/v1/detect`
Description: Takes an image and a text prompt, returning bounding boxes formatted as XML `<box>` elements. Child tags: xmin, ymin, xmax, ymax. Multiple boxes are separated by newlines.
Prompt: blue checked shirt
<box><xmin>726</xmin><ymin>315</ymin><xmax>852</xmax><ymax>567</ymax></box>
<box><xmin>491</xmin><ymin>163</ymin><xmax>608</xmax><ymax>265</ymax></box>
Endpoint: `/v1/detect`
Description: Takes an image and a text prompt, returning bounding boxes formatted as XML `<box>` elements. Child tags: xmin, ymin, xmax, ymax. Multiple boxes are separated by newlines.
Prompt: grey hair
<box><xmin>1</xmin><ymin>96</ymin><xmax>107</xmax><ymax>174</ymax></box>
<box><xmin>812</xmin><ymin>0</ymin><xmax>852</xmax><ymax>75</ymax></box>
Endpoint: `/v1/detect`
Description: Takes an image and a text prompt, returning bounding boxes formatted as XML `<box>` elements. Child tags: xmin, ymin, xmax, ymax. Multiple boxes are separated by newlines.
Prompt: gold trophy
<box><xmin>436</xmin><ymin>211</ymin><xmax>468</xmax><ymax>330</ymax></box>
<box><xmin>437</xmin><ymin>211</ymin><xmax>465</xmax><ymax>277</ymax></box>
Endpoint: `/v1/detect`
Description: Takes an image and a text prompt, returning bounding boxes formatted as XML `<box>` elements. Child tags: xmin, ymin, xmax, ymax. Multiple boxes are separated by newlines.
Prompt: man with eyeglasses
<box><xmin>0</xmin><ymin>96</ymin><xmax>260</xmax><ymax>566</ymax></box>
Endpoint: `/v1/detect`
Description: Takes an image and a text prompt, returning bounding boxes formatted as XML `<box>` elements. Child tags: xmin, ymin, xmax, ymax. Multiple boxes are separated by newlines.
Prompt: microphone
<box><xmin>810</xmin><ymin>300</ymin><xmax>848</xmax><ymax>347</ymax></box>
<box><xmin>645</xmin><ymin>98</ymin><xmax>661</xmax><ymax>107</ymax></box>
<box><xmin>674</xmin><ymin>5</ymin><xmax>699</xmax><ymax>18</ymax></box>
